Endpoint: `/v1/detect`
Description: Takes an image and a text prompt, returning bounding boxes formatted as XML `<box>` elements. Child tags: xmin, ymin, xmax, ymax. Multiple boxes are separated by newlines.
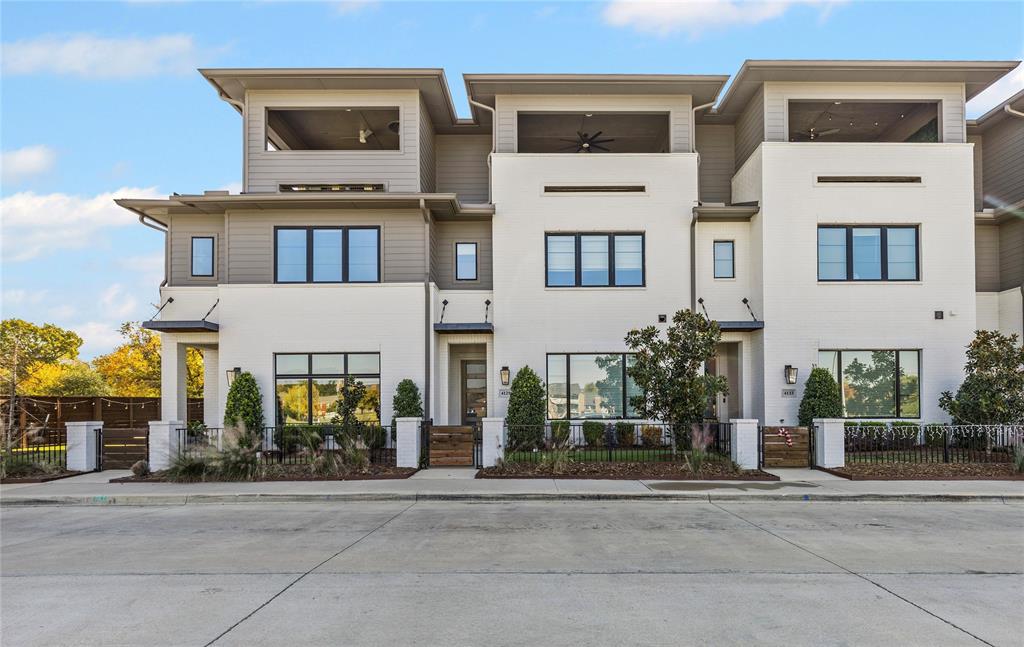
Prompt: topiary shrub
<box><xmin>615</xmin><ymin>422</ymin><xmax>636</xmax><ymax>447</ymax></box>
<box><xmin>224</xmin><ymin>372</ymin><xmax>265</xmax><ymax>434</ymax></box>
<box><xmin>798</xmin><ymin>367</ymin><xmax>843</xmax><ymax>428</ymax></box>
<box><xmin>505</xmin><ymin>366</ymin><xmax>546</xmax><ymax>448</ymax></box>
<box><xmin>550</xmin><ymin>420</ymin><xmax>570</xmax><ymax>448</ymax></box>
<box><xmin>582</xmin><ymin>421</ymin><xmax>605</xmax><ymax>447</ymax></box>
<box><xmin>392</xmin><ymin>379</ymin><xmax>424</xmax><ymax>419</ymax></box>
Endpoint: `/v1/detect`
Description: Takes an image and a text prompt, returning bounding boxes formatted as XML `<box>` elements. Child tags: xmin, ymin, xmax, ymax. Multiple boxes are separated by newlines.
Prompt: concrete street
<box><xmin>2</xmin><ymin>501</ymin><xmax>1022</xmax><ymax>646</ymax></box>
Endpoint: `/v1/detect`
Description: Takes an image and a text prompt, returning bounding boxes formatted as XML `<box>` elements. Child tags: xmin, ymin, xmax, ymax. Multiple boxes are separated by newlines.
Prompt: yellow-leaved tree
<box><xmin>93</xmin><ymin>322</ymin><xmax>204</xmax><ymax>397</ymax></box>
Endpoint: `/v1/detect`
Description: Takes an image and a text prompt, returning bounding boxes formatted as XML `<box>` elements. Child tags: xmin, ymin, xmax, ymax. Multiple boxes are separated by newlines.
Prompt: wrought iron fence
<box><xmin>6</xmin><ymin>427</ymin><xmax>67</xmax><ymax>469</ymax></box>
<box><xmin>176</xmin><ymin>424</ymin><xmax>395</xmax><ymax>466</ymax></box>
<box><xmin>503</xmin><ymin>421</ymin><xmax>732</xmax><ymax>464</ymax></box>
<box><xmin>844</xmin><ymin>424</ymin><xmax>1023</xmax><ymax>464</ymax></box>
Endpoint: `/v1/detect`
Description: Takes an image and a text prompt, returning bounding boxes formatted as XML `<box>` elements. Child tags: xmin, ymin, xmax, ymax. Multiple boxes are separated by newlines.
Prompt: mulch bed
<box><xmin>1</xmin><ymin>471</ymin><xmax>81</xmax><ymax>484</ymax></box>
<box><xmin>478</xmin><ymin>461</ymin><xmax>778</xmax><ymax>481</ymax></box>
<box><xmin>823</xmin><ymin>463</ymin><xmax>1024</xmax><ymax>481</ymax></box>
<box><xmin>111</xmin><ymin>464</ymin><xmax>417</xmax><ymax>483</ymax></box>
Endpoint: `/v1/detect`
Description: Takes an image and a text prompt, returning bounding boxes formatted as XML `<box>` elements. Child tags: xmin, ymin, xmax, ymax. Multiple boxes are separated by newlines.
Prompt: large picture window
<box><xmin>275</xmin><ymin>226</ymin><xmax>380</xmax><ymax>284</ymax></box>
<box><xmin>545</xmin><ymin>233</ymin><xmax>645</xmax><ymax>287</ymax></box>
<box><xmin>274</xmin><ymin>352</ymin><xmax>381</xmax><ymax>425</ymax></box>
<box><xmin>818</xmin><ymin>349</ymin><xmax>920</xmax><ymax>418</ymax></box>
<box><xmin>817</xmin><ymin>226</ymin><xmax>919</xmax><ymax>281</ymax></box>
<box><xmin>546</xmin><ymin>353</ymin><xmax>642</xmax><ymax>420</ymax></box>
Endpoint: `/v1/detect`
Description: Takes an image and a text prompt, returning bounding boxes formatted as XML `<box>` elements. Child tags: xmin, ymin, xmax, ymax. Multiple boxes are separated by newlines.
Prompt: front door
<box><xmin>461</xmin><ymin>360</ymin><xmax>487</xmax><ymax>425</ymax></box>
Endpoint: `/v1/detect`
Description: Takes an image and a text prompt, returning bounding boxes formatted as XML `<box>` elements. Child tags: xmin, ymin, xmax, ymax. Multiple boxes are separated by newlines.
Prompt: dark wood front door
<box><xmin>461</xmin><ymin>360</ymin><xmax>487</xmax><ymax>426</ymax></box>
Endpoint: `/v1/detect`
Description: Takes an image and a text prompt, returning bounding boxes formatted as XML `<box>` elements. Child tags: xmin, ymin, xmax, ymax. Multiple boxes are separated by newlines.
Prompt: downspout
<box><xmin>420</xmin><ymin>199</ymin><xmax>432</xmax><ymax>421</ymax></box>
<box><xmin>690</xmin><ymin>101</ymin><xmax>715</xmax><ymax>154</ymax></box>
<box><xmin>1005</xmin><ymin>104</ymin><xmax>1024</xmax><ymax>119</ymax></box>
<box><xmin>468</xmin><ymin>98</ymin><xmax>496</xmax><ymax>203</ymax></box>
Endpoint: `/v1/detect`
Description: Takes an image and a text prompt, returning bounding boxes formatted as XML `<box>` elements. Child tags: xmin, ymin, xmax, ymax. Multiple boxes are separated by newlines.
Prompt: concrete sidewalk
<box><xmin>2</xmin><ymin>469</ymin><xmax>1022</xmax><ymax>505</ymax></box>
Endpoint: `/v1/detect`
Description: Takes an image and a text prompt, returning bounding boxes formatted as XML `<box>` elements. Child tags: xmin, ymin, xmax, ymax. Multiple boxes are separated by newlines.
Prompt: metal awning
<box><xmin>693</xmin><ymin>203</ymin><xmax>760</xmax><ymax>221</ymax></box>
<box><xmin>718</xmin><ymin>320</ymin><xmax>764</xmax><ymax>332</ymax></box>
<box><xmin>142</xmin><ymin>320</ymin><xmax>220</xmax><ymax>333</ymax></box>
<box><xmin>433</xmin><ymin>322</ymin><xmax>494</xmax><ymax>334</ymax></box>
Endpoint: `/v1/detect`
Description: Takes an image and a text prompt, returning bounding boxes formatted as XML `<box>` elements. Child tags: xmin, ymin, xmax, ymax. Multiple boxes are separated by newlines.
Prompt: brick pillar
<box><xmin>66</xmin><ymin>421</ymin><xmax>101</xmax><ymax>472</ymax></box>
<box><xmin>149</xmin><ymin>420</ymin><xmax>184</xmax><ymax>471</ymax></box>
<box><xmin>729</xmin><ymin>419</ymin><xmax>759</xmax><ymax>470</ymax></box>
<box><xmin>813</xmin><ymin>418</ymin><xmax>845</xmax><ymax>468</ymax></box>
<box><xmin>481</xmin><ymin>417</ymin><xmax>504</xmax><ymax>467</ymax></box>
<box><xmin>396</xmin><ymin>417</ymin><xmax>422</xmax><ymax>468</ymax></box>
<box><xmin>160</xmin><ymin>338</ymin><xmax>188</xmax><ymax>421</ymax></box>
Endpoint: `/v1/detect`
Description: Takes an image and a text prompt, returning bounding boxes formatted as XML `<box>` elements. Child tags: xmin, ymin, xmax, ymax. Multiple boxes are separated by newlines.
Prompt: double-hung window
<box><xmin>545</xmin><ymin>233</ymin><xmax>644</xmax><ymax>287</ymax></box>
<box><xmin>275</xmin><ymin>226</ymin><xmax>380</xmax><ymax>283</ymax></box>
<box><xmin>713</xmin><ymin>241</ymin><xmax>734</xmax><ymax>279</ymax></box>
<box><xmin>818</xmin><ymin>349</ymin><xmax>920</xmax><ymax>418</ymax></box>
<box><xmin>191</xmin><ymin>237</ymin><xmax>214</xmax><ymax>277</ymax></box>
<box><xmin>455</xmin><ymin>242</ymin><xmax>478</xmax><ymax>281</ymax></box>
<box><xmin>817</xmin><ymin>226</ymin><xmax>919</xmax><ymax>281</ymax></box>
<box><xmin>274</xmin><ymin>352</ymin><xmax>381</xmax><ymax>425</ymax></box>
<box><xmin>546</xmin><ymin>353</ymin><xmax>642</xmax><ymax>419</ymax></box>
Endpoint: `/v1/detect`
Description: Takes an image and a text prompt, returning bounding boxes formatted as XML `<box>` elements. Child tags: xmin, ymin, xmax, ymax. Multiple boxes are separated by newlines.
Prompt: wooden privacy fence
<box><xmin>2</xmin><ymin>396</ymin><xmax>204</xmax><ymax>431</ymax></box>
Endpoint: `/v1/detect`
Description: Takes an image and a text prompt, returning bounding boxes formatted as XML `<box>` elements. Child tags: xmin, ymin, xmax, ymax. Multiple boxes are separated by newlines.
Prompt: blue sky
<box><xmin>2</xmin><ymin>0</ymin><xmax>1022</xmax><ymax>358</ymax></box>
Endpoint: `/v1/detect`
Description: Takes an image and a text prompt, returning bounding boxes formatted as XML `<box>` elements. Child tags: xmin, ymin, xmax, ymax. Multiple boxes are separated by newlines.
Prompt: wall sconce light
<box><xmin>784</xmin><ymin>365</ymin><xmax>798</xmax><ymax>385</ymax></box>
<box><xmin>226</xmin><ymin>367</ymin><xmax>241</xmax><ymax>385</ymax></box>
<box><xmin>500</xmin><ymin>366</ymin><xmax>511</xmax><ymax>386</ymax></box>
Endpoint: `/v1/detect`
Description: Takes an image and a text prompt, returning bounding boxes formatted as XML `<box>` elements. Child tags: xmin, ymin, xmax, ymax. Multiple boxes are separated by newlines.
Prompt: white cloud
<box><xmin>335</xmin><ymin>1</ymin><xmax>378</xmax><ymax>15</ymax></box>
<box><xmin>602</xmin><ymin>0</ymin><xmax>845</xmax><ymax>37</ymax></box>
<box><xmin>48</xmin><ymin>304</ymin><xmax>78</xmax><ymax>319</ymax></box>
<box><xmin>1</xmin><ymin>145</ymin><xmax>56</xmax><ymax>184</ymax></box>
<box><xmin>116</xmin><ymin>253</ymin><xmax>165</xmax><ymax>286</ymax></box>
<box><xmin>2</xmin><ymin>289</ymin><xmax>48</xmax><ymax>308</ymax></box>
<box><xmin>0</xmin><ymin>186</ymin><xmax>162</xmax><ymax>262</ymax></box>
<box><xmin>73</xmin><ymin>321</ymin><xmax>127</xmax><ymax>358</ymax></box>
<box><xmin>967</xmin><ymin>60</ymin><xmax>1024</xmax><ymax>119</ymax></box>
<box><xmin>1</xmin><ymin>34</ymin><xmax>207</xmax><ymax>79</ymax></box>
<box><xmin>100</xmin><ymin>284</ymin><xmax>139</xmax><ymax>319</ymax></box>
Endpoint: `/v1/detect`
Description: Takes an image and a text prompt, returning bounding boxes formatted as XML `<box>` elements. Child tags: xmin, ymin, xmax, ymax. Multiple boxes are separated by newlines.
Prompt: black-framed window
<box><xmin>818</xmin><ymin>349</ymin><xmax>920</xmax><ymax>418</ymax></box>
<box><xmin>545</xmin><ymin>233</ymin><xmax>644</xmax><ymax>287</ymax></box>
<box><xmin>546</xmin><ymin>353</ymin><xmax>642</xmax><ymax>420</ymax></box>
<box><xmin>274</xmin><ymin>352</ymin><xmax>381</xmax><ymax>425</ymax></box>
<box><xmin>817</xmin><ymin>226</ymin><xmax>918</xmax><ymax>281</ymax></box>
<box><xmin>274</xmin><ymin>226</ymin><xmax>380</xmax><ymax>283</ymax></box>
<box><xmin>455</xmin><ymin>242</ymin><xmax>477</xmax><ymax>281</ymax></box>
<box><xmin>713</xmin><ymin>240</ymin><xmax>734</xmax><ymax>279</ymax></box>
<box><xmin>191</xmin><ymin>237</ymin><xmax>214</xmax><ymax>277</ymax></box>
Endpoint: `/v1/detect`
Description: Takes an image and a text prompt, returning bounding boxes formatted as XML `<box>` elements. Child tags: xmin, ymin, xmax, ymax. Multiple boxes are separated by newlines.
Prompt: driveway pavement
<box><xmin>2</xmin><ymin>500</ymin><xmax>1022</xmax><ymax>646</ymax></box>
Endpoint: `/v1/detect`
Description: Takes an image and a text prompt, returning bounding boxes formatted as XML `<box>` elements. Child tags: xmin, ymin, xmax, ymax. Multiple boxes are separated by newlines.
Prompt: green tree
<box><xmin>26</xmin><ymin>362</ymin><xmax>110</xmax><ymax>396</ymax></box>
<box><xmin>223</xmin><ymin>372</ymin><xmax>265</xmax><ymax>437</ymax></box>
<box><xmin>624</xmin><ymin>309</ymin><xmax>727</xmax><ymax>429</ymax></box>
<box><xmin>940</xmin><ymin>330</ymin><xmax>1024</xmax><ymax>424</ymax></box>
<box><xmin>92</xmin><ymin>322</ymin><xmax>203</xmax><ymax>397</ymax></box>
<box><xmin>505</xmin><ymin>366</ymin><xmax>546</xmax><ymax>449</ymax></box>
<box><xmin>391</xmin><ymin>379</ymin><xmax>424</xmax><ymax>419</ymax></box>
<box><xmin>334</xmin><ymin>380</ymin><xmax>368</xmax><ymax>430</ymax></box>
<box><xmin>798</xmin><ymin>367</ymin><xmax>844</xmax><ymax>427</ymax></box>
<box><xmin>843</xmin><ymin>351</ymin><xmax>898</xmax><ymax>417</ymax></box>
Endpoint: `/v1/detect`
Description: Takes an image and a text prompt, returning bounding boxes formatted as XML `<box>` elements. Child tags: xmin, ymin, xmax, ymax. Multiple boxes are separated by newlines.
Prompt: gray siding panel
<box><xmin>226</xmin><ymin>209</ymin><xmax>425</xmax><ymax>284</ymax></box>
<box><xmin>1000</xmin><ymin>218</ymin><xmax>1023</xmax><ymax>291</ymax></box>
<box><xmin>168</xmin><ymin>214</ymin><xmax>226</xmax><ymax>287</ymax></box>
<box><xmin>734</xmin><ymin>86</ymin><xmax>764</xmax><ymax>171</ymax></box>
<box><xmin>418</xmin><ymin>96</ymin><xmax>436</xmax><ymax>192</ymax></box>
<box><xmin>975</xmin><ymin>223</ymin><xmax>1001</xmax><ymax>292</ymax></box>
<box><xmin>981</xmin><ymin>117</ymin><xmax>1024</xmax><ymax>209</ymax></box>
<box><xmin>433</xmin><ymin>220</ymin><xmax>493</xmax><ymax>290</ymax></box>
<box><xmin>695</xmin><ymin>125</ymin><xmax>735</xmax><ymax>204</ymax></box>
<box><xmin>435</xmin><ymin>135</ymin><xmax>490</xmax><ymax>203</ymax></box>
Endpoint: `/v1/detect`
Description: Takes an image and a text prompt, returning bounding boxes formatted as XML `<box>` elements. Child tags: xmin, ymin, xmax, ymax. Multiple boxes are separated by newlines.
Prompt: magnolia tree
<box><xmin>625</xmin><ymin>309</ymin><xmax>727</xmax><ymax>447</ymax></box>
<box><xmin>940</xmin><ymin>330</ymin><xmax>1024</xmax><ymax>425</ymax></box>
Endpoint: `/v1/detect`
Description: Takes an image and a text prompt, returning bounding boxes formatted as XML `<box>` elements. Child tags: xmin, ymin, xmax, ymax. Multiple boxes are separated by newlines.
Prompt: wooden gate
<box><xmin>760</xmin><ymin>426</ymin><xmax>810</xmax><ymax>468</ymax></box>
<box><xmin>101</xmin><ymin>427</ymin><xmax>149</xmax><ymax>470</ymax></box>
<box><xmin>429</xmin><ymin>426</ymin><xmax>475</xmax><ymax>467</ymax></box>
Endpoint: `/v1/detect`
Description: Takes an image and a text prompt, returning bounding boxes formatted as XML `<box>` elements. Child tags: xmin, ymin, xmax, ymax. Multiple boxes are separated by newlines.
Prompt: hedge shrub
<box><xmin>615</xmin><ymin>422</ymin><xmax>636</xmax><ymax>447</ymax></box>
<box><xmin>582</xmin><ymin>421</ymin><xmax>606</xmax><ymax>447</ymax></box>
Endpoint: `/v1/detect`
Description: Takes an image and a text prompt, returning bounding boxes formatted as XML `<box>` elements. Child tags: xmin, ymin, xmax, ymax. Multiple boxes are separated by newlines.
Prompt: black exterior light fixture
<box><xmin>784</xmin><ymin>365</ymin><xmax>798</xmax><ymax>385</ymax></box>
<box><xmin>226</xmin><ymin>366</ymin><xmax>241</xmax><ymax>386</ymax></box>
<box><xmin>500</xmin><ymin>366</ymin><xmax>511</xmax><ymax>386</ymax></box>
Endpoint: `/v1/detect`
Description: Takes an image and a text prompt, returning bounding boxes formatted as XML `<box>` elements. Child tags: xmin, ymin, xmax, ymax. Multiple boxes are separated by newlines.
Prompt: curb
<box><xmin>2</xmin><ymin>492</ymin><xmax>1020</xmax><ymax>506</ymax></box>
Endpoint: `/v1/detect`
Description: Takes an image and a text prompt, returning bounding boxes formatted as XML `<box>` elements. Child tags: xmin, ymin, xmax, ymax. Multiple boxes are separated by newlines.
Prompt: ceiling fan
<box><xmin>792</xmin><ymin>126</ymin><xmax>840</xmax><ymax>141</ymax></box>
<box><xmin>559</xmin><ymin>130</ymin><xmax>615</xmax><ymax>153</ymax></box>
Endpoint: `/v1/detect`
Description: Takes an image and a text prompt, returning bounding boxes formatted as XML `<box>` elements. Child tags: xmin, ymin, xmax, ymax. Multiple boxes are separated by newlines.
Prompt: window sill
<box><xmin>713</xmin><ymin>277</ymin><xmax>737</xmax><ymax>282</ymax></box>
<box><xmin>544</xmin><ymin>286</ymin><xmax>647</xmax><ymax>291</ymax></box>
<box><xmin>816</xmin><ymin>281</ymin><xmax>922</xmax><ymax>286</ymax></box>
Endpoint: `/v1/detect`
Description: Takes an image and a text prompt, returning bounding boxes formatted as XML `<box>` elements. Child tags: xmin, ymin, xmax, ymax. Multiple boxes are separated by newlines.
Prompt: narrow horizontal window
<box><xmin>817</xmin><ymin>226</ymin><xmax>918</xmax><ymax>282</ymax></box>
<box><xmin>543</xmin><ymin>185</ymin><xmax>646</xmax><ymax>193</ymax></box>
<box><xmin>275</xmin><ymin>226</ymin><xmax>380</xmax><ymax>284</ymax></box>
<box><xmin>545</xmin><ymin>233</ymin><xmax>645</xmax><ymax>288</ymax></box>
<box><xmin>191</xmin><ymin>237</ymin><xmax>214</xmax><ymax>277</ymax></box>
<box><xmin>818</xmin><ymin>349</ymin><xmax>920</xmax><ymax>418</ymax></box>
<box><xmin>279</xmin><ymin>183</ymin><xmax>386</xmax><ymax>193</ymax></box>
<box><xmin>817</xmin><ymin>176</ymin><xmax>922</xmax><ymax>184</ymax></box>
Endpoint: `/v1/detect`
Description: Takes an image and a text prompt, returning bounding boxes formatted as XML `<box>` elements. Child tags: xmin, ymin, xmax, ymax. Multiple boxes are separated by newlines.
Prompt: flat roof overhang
<box><xmin>717</xmin><ymin>320</ymin><xmax>765</xmax><ymax>332</ymax></box>
<box><xmin>117</xmin><ymin>192</ymin><xmax>495</xmax><ymax>221</ymax></box>
<box><xmin>975</xmin><ymin>200</ymin><xmax>1024</xmax><ymax>225</ymax></box>
<box><xmin>967</xmin><ymin>87</ymin><xmax>1024</xmax><ymax>133</ymax></box>
<box><xmin>433</xmin><ymin>323</ymin><xmax>494</xmax><ymax>334</ymax></box>
<box><xmin>694</xmin><ymin>203</ymin><xmax>760</xmax><ymax>221</ymax></box>
<box><xmin>142</xmin><ymin>320</ymin><xmax>220</xmax><ymax>333</ymax></box>
<box><xmin>465</xmin><ymin>73</ymin><xmax>729</xmax><ymax>109</ymax></box>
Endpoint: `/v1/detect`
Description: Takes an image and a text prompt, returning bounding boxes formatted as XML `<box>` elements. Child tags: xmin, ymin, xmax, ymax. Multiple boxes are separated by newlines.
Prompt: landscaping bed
<box><xmin>822</xmin><ymin>463</ymin><xmax>1024</xmax><ymax>480</ymax></box>
<box><xmin>1</xmin><ymin>461</ymin><xmax>79</xmax><ymax>484</ymax></box>
<box><xmin>2</xmin><ymin>470</ymin><xmax>81</xmax><ymax>484</ymax></box>
<box><xmin>478</xmin><ymin>461</ymin><xmax>777</xmax><ymax>481</ymax></box>
<box><xmin>112</xmin><ymin>464</ymin><xmax>417</xmax><ymax>483</ymax></box>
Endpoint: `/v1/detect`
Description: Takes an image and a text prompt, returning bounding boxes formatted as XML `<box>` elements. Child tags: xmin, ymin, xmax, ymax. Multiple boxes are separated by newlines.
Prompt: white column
<box><xmin>149</xmin><ymin>420</ymin><xmax>184</xmax><ymax>471</ymax></box>
<box><xmin>160</xmin><ymin>336</ymin><xmax>188</xmax><ymax>421</ymax></box>
<box><xmin>396</xmin><ymin>417</ymin><xmax>422</xmax><ymax>468</ymax></box>
<box><xmin>729</xmin><ymin>418</ymin><xmax>759</xmax><ymax>470</ymax></box>
<box><xmin>202</xmin><ymin>347</ymin><xmax>220</xmax><ymax>427</ymax></box>
<box><xmin>813</xmin><ymin>418</ymin><xmax>846</xmax><ymax>468</ymax></box>
<box><xmin>65</xmin><ymin>421</ymin><xmax>101</xmax><ymax>472</ymax></box>
<box><xmin>481</xmin><ymin>417</ymin><xmax>504</xmax><ymax>467</ymax></box>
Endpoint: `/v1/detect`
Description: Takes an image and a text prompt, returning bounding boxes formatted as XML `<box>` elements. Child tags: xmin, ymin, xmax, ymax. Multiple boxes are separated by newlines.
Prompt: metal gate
<box><xmin>99</xmin><ymin>427</ymin><xmax>149</xmax><ymax>470</ymax></box>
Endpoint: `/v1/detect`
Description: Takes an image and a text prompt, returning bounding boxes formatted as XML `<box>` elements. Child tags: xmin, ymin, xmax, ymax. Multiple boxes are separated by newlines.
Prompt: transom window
<box><xmin>713</xmin><ymin>240</ymin><xmax>734</xmax><ymax>279</ymax></box>
<box><xmin>546</xmin><ymin>353</ymin><xmax>642</xmax><ymax>420</ymax></box>
<box><xmin>817</xmin><ymin>226</ymin><xmax>918</xmax><ymax>281</ymax></box>
<box><xmin>275</xmin><ymin>226</ymin><xmax>380</xmax><ymax>284</ymax></box>
<box><xmin>191</xmin><ymin>237</ymin><xmax>214</xmax><ymax>277</ymax></box>
<box><xmin>455</xmin><ymin>242</ymin><xmax>478</xmax><ymax>281</ymax></box>
<box><xmin>545</xmin><ymin>233</ymin><xmax>644</xmax><ymax>288</ymax></box>
<box><xmin>818</xmin><ymin>349</ymin><xmax>920</xmax><ymax>418</ymax></box>
<box><xmin>274</xmin><ymin>352</ymin><xmax>381</xmax><ymax>425</ymax></box>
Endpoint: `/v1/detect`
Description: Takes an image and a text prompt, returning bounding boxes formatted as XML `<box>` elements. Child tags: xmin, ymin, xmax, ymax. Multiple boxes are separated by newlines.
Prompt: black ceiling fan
<box><xmin>559</xmin><ymin>130</ymin><xmax>615</xmax><ymax>153</ymax></box>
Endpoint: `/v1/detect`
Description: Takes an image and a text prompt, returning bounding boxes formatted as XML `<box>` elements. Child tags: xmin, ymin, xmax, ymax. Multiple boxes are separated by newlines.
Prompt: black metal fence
<box><xmin>176</xmin><ymin>424</ymin><xmax>395</xmax><ymax>466</ymax></box>
<box><xmin>503</xmin><ymin>421</ymin><xmax>732</xmax><ymax>464</ymax></box>
<box><xmin>6</xmin><ymin>427</ymin><xmax>67</xmax><ymax>469</ymax></box>
<box><xmin>845</xmin><ymin>424</ymin><xmax>1023</xmax><ymax>464</ymax></box>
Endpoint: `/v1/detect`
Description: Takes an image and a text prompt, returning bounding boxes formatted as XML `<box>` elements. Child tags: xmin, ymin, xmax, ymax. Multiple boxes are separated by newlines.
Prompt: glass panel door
<box><xmin>461</xmin><ymin>360</ymin><xmax>487</xmax><ymax>425</ymax></box>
